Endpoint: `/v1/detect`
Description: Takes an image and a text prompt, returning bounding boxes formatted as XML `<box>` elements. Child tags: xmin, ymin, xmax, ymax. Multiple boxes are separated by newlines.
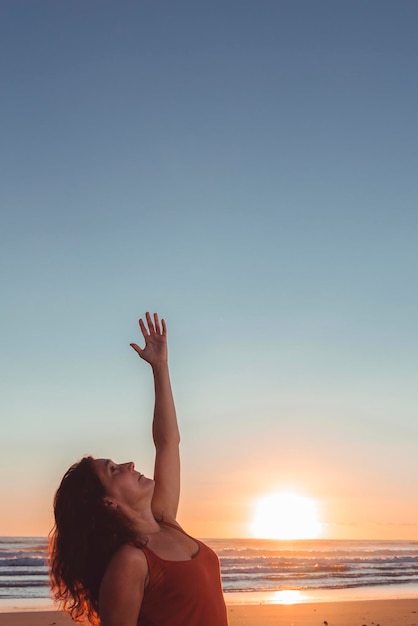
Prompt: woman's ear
<box><xmin>103</xmin><ymin>497</ymin><xmax>117</xmax><ymax>509</ymax></box>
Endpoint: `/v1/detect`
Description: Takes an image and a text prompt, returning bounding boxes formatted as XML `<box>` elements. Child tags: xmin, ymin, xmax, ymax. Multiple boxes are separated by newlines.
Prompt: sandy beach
<box><xmin>1</xmin><ymin>599</ymin><xmax>418</xmax><ymax>626</ymax></box>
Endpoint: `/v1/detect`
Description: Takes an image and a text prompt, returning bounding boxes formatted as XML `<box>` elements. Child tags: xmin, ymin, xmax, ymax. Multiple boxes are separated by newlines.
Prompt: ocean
<box><xmin>1</xmin><ymin>537</ymin><xmax>418</xmax><ymax>610</ymax></box>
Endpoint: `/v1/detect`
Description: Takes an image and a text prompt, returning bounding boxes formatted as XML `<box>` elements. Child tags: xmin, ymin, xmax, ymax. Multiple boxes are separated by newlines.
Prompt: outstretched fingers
<box><xmin>131</xmin><ymin>312</ymin><xmax>166</xmax><ymax>361</ymax></box>
<box><xmin>139</xmin><ymin>312</ymin><xmax>165</xmax><ymax>338</ymax></box>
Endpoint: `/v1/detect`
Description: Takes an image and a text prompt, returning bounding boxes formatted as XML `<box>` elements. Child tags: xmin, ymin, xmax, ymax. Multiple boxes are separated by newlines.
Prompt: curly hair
<box><xmin>49</xmin><ymin>456</ymin><xmax>144</xmax><ymax>624</ymax></box>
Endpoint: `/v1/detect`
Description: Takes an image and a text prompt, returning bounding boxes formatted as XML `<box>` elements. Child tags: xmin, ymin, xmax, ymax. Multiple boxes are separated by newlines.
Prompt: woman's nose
<box><xmin>127</xmin><ymin>462</ymin><xmax>135</xmax><ymax>471</ymax></box>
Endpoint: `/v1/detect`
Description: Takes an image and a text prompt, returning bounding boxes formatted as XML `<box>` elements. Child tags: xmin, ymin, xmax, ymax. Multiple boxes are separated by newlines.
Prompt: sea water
<box><xmin>1</xmin><ymin>537</ymin><xmax>418</xmax><ymax>610</ymax></box>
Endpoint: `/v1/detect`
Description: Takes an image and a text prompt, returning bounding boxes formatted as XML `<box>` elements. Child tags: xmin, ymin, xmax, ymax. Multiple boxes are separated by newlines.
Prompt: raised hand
<box><xmin>130</xmin><ymin>312</ymin><xmax>167</xmax><ymax>367</ymax></box>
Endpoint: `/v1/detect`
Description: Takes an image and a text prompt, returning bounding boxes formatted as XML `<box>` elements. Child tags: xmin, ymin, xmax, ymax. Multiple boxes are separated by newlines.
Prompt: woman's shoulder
<box><xmin>114</xmin><ymin>542</ymin><xmax>148</xmax><ymax>562</ymax></box>
<box><xmin>99</xmin><ymin>544</ymin><xmax>149</xmax><ymax>621</ymax></box>
<box><xmin>103</xmin><ymin>543</ymin><xmax>148</xmax><ymax>582</ymax></box>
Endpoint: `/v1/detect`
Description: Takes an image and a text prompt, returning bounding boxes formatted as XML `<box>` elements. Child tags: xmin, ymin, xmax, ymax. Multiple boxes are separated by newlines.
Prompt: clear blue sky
<box><xmin>1</xmin><ymin>0</ymin><xmax>418</xmax><ymax>538</ymax></box>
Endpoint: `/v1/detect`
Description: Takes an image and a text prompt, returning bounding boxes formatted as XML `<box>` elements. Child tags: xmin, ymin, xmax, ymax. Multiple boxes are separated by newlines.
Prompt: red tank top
<box><xmin>138</xmin><ymin>522</ymin><xmax>229</xmax><ymax>626</ymax></box>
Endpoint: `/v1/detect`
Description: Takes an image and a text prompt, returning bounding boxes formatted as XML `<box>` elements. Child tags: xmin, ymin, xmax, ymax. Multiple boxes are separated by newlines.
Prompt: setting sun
<box><xmin>250</xmin><ymin>491</ymin><xmax>321</xmax><ymax>540</ymax></box>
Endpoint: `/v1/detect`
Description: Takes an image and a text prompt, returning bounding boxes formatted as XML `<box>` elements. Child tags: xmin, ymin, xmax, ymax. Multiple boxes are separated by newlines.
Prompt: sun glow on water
<box><xmin>250</xmin><ymin>491</ymin><xmax>321</xmax><ymax>540</ymax></box>
<box><xmin>270</xmin><ymin>590</ymin><xmax>307</xmax><ymax>604</ymax></box>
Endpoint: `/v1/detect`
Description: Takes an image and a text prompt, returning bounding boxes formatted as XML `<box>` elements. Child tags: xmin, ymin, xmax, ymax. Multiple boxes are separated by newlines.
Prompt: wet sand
<box><xmin>0</xmin><ymin>599</ymin><xmax>417</xmax><ymax>625</ymax></box>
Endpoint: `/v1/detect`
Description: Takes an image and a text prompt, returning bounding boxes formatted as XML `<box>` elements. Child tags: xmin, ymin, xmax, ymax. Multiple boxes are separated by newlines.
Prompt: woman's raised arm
<box><xmin>130</xmin><ymin>312</ymin><xmax>180</xmax><ymax>521</ymax></box>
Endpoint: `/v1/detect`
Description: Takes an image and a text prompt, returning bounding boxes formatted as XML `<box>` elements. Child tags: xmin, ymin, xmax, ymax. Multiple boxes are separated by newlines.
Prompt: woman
<box><xmin>50</xmin><ymin>312</ymin><xmax>229</xmax><ymax>626</ymax></box>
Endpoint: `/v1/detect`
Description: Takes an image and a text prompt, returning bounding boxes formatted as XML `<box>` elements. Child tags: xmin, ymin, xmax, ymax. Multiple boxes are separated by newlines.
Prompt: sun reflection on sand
<box><xmin>269</xmin><ymin>590</ymin><xmax>308</xmax><ymax>605</ymax></box>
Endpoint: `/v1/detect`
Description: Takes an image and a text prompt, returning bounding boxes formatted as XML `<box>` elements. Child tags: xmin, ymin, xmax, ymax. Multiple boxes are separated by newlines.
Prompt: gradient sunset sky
<box><xmin>1</xmin><ymin>0</ymin><xmax>418</xmax><ymax>539</ymax></box>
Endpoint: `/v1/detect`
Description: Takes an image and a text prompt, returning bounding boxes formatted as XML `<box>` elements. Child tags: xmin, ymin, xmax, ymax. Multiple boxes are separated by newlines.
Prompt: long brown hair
<box><xmin>49</xmin><ymin>456</ymin><xmax>143</xmax><ymax>624</ymax></box>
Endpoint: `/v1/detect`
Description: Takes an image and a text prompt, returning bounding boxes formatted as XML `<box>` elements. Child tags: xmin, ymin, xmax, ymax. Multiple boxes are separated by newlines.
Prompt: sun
<box><xmin>250</xmin><ymin>491</ymin><xmax>321</xmax><ymax>540</ymax></box>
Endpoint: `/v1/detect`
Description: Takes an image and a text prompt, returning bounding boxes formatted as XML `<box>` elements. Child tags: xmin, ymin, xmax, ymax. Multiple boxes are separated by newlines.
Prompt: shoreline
<box><xmin>1</xmin><ymin>599</ymin><xmax>418</xmax><ymax>626</ymax></box>
<box><xmin>2</xmin><ymin>583</ymin><xmax>418</xmax><ymax>613</ymax></box>
<box><xmin>225</xmin><ymin>582</ymin><xmax>418</xmax><ymax>605</ymax></box>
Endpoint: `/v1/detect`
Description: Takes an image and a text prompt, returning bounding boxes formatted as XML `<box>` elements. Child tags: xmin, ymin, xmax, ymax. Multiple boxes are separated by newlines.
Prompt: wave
<box><xmin>0</xmin><ymin>558</ymin><xmax>46</xmax><ymax>568</ymax></box>
<box><xmin>0</xmin><ymin>580</ymin><xmax>49</xmax><ymax>588</ymax></box>
<box><xmin>1</xmin><ymin>537</ymin><xmax>418</xmax><ymax>598</ymax></box>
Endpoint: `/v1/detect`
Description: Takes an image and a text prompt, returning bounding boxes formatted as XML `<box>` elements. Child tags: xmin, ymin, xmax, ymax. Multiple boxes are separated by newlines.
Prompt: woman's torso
<box><xmin>137</xmin><ymin>521</ymin><xmax>228</xmax><ymax>626</ymax></box>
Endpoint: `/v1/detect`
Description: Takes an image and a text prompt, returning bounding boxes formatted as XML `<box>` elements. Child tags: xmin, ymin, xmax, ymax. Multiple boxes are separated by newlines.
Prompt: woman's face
<box><xmin>92</xmin><ymin>459</ymin><xmax>154</xmax><ymax>511</ymax></box>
